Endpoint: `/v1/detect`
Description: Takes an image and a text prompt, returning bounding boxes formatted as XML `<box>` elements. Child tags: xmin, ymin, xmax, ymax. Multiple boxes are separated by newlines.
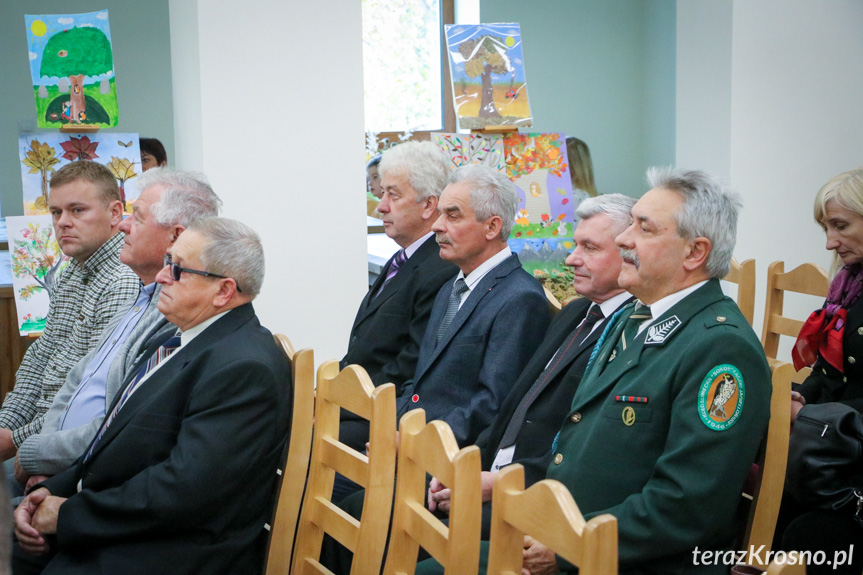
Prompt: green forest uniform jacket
<box><xmin>547</xmin><ymin>279</ymin><xmax>771</xmax><ymax>575</ymax></box>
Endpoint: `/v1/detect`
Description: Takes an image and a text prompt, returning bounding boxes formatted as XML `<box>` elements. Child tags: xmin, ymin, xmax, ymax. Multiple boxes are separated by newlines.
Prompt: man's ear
<box><xmin>683</xmin><ymin>236</ymin><xmax>711</xmax><ymax>272</ymax></box>
<box><xmin>485</xmin><ymin>215</ymin><xmax>502</xmax><ymax>241</ymax></box>
<box><xmin>167</xmin><ymin>225</ymin><xmax>185</xmax><ymax>246</ymax></box>
<box><xmin>421</xmin><ymin>195</ymin><xmax>439</xmax><ymax>220</ymax></box>
<box><xmin>109</xmin><ymin>200</ymin><xmax>124</xmax><ymax>226</ymax></box>
<box><xmin>212</xmin><ymin>278</ymin><xmax>239</xmax><ymax>307</ymax></box>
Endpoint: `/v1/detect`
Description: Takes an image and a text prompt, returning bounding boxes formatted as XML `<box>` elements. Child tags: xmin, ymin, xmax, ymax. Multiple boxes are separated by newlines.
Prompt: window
<box><xmin>362</xmin><ymin>0</ymin><xmax>456</xmax><ymax>138</ymax></box>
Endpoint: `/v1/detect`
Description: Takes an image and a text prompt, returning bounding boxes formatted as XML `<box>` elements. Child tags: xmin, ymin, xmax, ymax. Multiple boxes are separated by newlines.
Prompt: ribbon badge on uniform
<box><xmin>697</xmin><ymin>364</ymin><xmax>745</xmax><ymax>431</ymax></box>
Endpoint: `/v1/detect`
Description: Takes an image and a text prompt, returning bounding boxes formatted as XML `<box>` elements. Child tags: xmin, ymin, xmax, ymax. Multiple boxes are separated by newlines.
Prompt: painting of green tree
<box><xmin>26</xmin><ymin>11</ymin><xmax>118</xmax><ymax>128</ymax></box>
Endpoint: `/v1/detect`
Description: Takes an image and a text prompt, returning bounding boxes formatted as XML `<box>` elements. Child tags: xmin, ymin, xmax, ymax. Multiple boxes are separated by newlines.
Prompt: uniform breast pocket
<box><xmin>601</xmin><ymin>404</ymin><xmax>653</xmax><ymax>426</ymax></box>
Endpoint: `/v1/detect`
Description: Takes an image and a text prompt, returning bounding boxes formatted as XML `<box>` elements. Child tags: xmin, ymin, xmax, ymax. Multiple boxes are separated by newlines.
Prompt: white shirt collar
<box><xmin>594</xmin><ymin>291</ymin><xmax>633</xmax><ymax>319</ymax></box>
<box><xmin>405</xmin><ymin>231</ymin><xmax>434</xmax><ymax>259</ymax></box>
<box><xmin>457</xmin><ymin>245</ymin><xmax>513</xmax><ymax>291</ymax></box>
<box><xmin>641</xmin><ymin>280</ymin><xmax>708</xmax><ymax>328</ymax></box>
<box><xmin>180</xmin><ymin>310</ymin><xmax>231</xmax><ymax>348</ymax></box>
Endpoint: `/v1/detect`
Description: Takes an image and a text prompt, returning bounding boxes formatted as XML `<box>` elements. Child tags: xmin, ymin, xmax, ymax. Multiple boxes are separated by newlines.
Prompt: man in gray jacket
<box><xmin>11</xmin><ymin>168</ymin><xmax>221</xmax><ymax>492</ymax></box>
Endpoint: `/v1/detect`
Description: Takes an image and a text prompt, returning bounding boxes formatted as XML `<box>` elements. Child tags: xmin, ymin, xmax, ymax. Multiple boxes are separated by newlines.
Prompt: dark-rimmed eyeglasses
<box><xmin>163</xmin><ymin>255</ymin><xmax>242</xmax><ymax>292</ymax></box>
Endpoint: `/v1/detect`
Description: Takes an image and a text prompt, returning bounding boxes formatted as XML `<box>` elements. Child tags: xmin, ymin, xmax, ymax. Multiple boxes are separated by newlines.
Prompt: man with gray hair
<box><xmin>12</xmin><ymin>168</ymin><xmax>221</xmax><ymax>493</ymax></box>
<box><xmin>14</xmin><ymin>217</ymin><xmax>291</xmax><ymax>575</ymax></box>
<box><xmin>340</xmin><ymin>141</ymin><xmax>456</xmax><ymax>451</ymax></box>
<box><xmin>397</xmin><ymin>164</ymin><xmax>550</xmax><ymax>448</ymax></box>
<box><xmin>424</xmin><ymin>194</ymin><xmax>636</xmax><ymax>535</ymax></box>
<box><xmin>522</xmin><ymin>167</ymin><xmax>771</xmax><ymax>574</ymax></box>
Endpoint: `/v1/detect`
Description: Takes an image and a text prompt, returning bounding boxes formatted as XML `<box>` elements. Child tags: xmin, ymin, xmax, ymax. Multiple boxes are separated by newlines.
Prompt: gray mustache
<box><xmin>620</xmin><ymin>248</ymin><xmax>640</xmax><ymax>269</ymax></box>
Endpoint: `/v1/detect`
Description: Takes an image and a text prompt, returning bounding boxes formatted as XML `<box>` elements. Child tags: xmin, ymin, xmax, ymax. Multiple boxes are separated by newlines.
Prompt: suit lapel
<box><xmin>420</xmin><ymin>254</ymin><xmax>520</xmax><ymax>374</ymax></box>
<box><xmin>86</xmin><ymin>304</ymin><xmax>256</xmax><ymax>462</ymax></box>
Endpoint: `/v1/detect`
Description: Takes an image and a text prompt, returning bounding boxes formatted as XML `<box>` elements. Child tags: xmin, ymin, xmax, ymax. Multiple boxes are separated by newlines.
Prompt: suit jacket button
<box><xmin>351</xmin><ymin>335</ymin><xmax>357</xmax><ymax>342</ymax></box>
<box><xmin>554</xmin><ymin>453</ymin><xmax>563</xmax><ymax>465</ymax></box>
<box><xmin>858</xmin><ymin>327</ymin><xmax>863</xmax><ymax>336</ymax></box>
<box><xmin>412</xmin><ymin>394</ymin><xmax>419</xmax><ymax>403</ymax></box>
<box><xmin>849</xmin><ymin>356</ymin><xmax>856</xmax><ymax>365</ymax></box>
<box><xmin>570</xmin><ymin>413</ymin><xmax>582</xmax><ymax>423</ymax></box>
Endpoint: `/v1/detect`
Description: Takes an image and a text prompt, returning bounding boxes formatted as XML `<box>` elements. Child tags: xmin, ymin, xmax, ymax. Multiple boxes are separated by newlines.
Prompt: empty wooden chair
<box><xmin>761</xmin><ymin>261</ymin><xmax>829</xmax><ymax>367</ymax></box>
<box><xmin>487</xmin><ymin>464</ymin><xmax>618</xmax><ymax>575</ymax></box>
<box><xmin>291</xmin><ymin>362</ymin><xmax>397</xmax><ymax>575</ymax></box>
<box><xmin>739</xmin><ymin>362</ymin><xmax>808</xmax><ymax>568</ymax></box>
<box><xmin>264</xmin><ymin>336</ymin><xmax>315</xmax><ymax>574</ymax></box>
<box><xmin>725</xmin><ymin>257</ymin><xmax>756</xmax><ymax>325</ymax></box>
<box><xmin>383</xmin><ymin>409</ymin><xmax>482</xmax><ymax>575</ymax></box>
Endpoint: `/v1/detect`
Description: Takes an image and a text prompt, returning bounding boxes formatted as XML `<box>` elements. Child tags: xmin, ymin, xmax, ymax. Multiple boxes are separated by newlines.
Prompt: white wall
<box><xmin>169</xmin><ymin>0</ymin><xmax>368</xmax><ymax>362</ymax></box>
<box><xmin>678</xmin><ymin>0</ymin><xmax>863</xmax><ymax>358</ymax></box>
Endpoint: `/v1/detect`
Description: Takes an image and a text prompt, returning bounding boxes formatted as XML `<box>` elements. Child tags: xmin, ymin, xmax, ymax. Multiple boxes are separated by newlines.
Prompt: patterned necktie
<box><xmin>436</xmin><ymin>278</ymin><xmax>469</xmax><ymax>344</ymax></box>
<box><xmin>497</xmin><ymin>304</ymin><xmax>605</xmax><ymax>450</ymax></box>
<box><xmin>375</xmin><ymin>249</ymin><xmax>407</xmax><ymax>299</ymax></box>
<box><xmin>84</xmin><ymin>335</ymin><xmax>182</xmax><ymax>463</ymax></box>
<box><xmin>616</xmin><ymin>303</ymin><xmax>652</xmax><ymax>354</ymax></box>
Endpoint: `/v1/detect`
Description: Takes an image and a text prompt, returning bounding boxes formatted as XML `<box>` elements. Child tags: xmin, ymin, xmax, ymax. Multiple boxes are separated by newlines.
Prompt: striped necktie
<box><xmin>83</xmin><ymin>335</ymin><xmax>182</xmax><ymax>463</ymax></box>
<box><xmin>436</xmin><ymin>278</ymin><xmax>469</xmax><ymax>344</ymax></box>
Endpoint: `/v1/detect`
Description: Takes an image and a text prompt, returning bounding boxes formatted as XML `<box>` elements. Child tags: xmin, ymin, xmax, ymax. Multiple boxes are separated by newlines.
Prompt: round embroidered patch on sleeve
<box><xmin>698</xmin><ymin>364</ymin><xmax>745</xmax><ymax>431</ymax></box>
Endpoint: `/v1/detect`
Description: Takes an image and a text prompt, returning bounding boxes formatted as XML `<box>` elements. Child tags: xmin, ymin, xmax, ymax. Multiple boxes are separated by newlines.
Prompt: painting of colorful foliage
<box><xmin>19</xmin><ymin>133</ymin><xmax>142</xmax><ymax>214</ymax></box>
<box><xmin>7</xmin><ymin>215</ymin><xmax>69</xmax><ymax>335</ymax></box>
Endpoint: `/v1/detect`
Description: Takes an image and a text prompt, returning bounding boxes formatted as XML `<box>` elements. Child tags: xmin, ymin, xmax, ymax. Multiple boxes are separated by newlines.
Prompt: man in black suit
<box><xmin>340</xmin><ymin>141</ymin><xmax>457</xmax><ymax>452</ymax></box>
<box><xmin>13</xmin><ymin>218</ymin><xmax>291</xmax><ymax>575</ymax></box>
<box><xmin>425</xmin><ymin>194</ymin><xmax>636</xmax><ymax>536</ymax></box>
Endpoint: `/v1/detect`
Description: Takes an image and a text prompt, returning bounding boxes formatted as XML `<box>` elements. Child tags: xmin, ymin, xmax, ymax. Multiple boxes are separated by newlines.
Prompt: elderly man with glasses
<box><xmin>13</xmin><ymin>218</ymin><xmax>291</xmax><ymax>575</ymax></box>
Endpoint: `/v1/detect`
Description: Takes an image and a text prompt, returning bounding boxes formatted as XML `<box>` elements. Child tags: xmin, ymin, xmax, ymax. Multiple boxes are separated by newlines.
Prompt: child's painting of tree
<box><xmin>19</xmin><ymin>133</ymin><xmax>142</xmax><ymax>214</ymax></box>
<box><xmin>25</xmin><ymin>11</ymin><xmax>119</xmax><ymax>128</ymax></box>
<box><xmin>444</xmin><ymin>23</ymin><xmax>532</xmax><ymax>130</ymax></box>
<box><xmin>6</xmin><ymin>215</ymin><xmax>69</xmax><ymax>335</ymax></box>
<box><xmin>431</xmin><ymin>132</ymin><xmax>505</xmax><ymax>172</ymax></box>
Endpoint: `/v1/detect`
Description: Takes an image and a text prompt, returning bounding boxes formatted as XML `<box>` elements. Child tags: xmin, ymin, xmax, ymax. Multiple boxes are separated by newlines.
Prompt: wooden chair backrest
<box><xmin>382</xmin><ymin>409</ymin><xmax>482</xmax><ymax>575</ymax></box>
<box><xmin>487</xmin><ymin>465</ymin><xmax>618</xmax><ymax>575</ymax></box>
<box><xmin>740</xmin><ymin>362</ymin><xmax>812</xmax><ymax>567</ymax></box>
<box><xmin>291</xmin><ymin>361</ymin><xmax>397</xmax><ymax>575</ymax></box>
<box><xmin>544</xmin><ymin>286</ymin><xmax>562</xmax><ymax>316</ymax></box>
<box><xmin>265</xmin><ymin>337</ymin><xmax>315</xmax><ymax>575</ymax></box>
<box><xmin>724</xmin><ymin>257</ymin><xmax>756</xmax><ymax>325</ymax></box>
<box><xmin>761</xmin><ymin>261</ymin><xmax>829</xmax><ymax>365</ymax></box>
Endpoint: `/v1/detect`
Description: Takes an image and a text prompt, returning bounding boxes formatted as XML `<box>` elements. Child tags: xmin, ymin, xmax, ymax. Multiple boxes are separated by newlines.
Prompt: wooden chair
<box><xmin>264</xmin><ymin>336</ymin><xmax>315</xmax><ymax>574</ymax></box>
<box><xmin>725</xmin><ymin>257</ymin><xmax>756</xmax><ymax>326</ymax></box>
<box><xmin>382</xmin><ymin>409</ymin><xmax>482</xmax><ymax>575</ymax></box>
<box><xmin>487</xmin><ymin>464</ymin><xmax>618</xmax><ymax>575</ymax></box>
<box><xmin>291</xmin><ymin>362</ymin><xmax>397</xmax><ymax>575</ymax></box>
<box><xmin>761</xmin><ymin>261</ymin><xmax>829</xmax><ymax>367</ymax></box>
<box><xmin>543</xmin><ymin>286</ymin><xmax>562</xmax><ymax>316</ymax></box>
<box><xmin>739</xmin><ymin>362</ymin><xmax>809</xmax><ymax>568</ymax></box>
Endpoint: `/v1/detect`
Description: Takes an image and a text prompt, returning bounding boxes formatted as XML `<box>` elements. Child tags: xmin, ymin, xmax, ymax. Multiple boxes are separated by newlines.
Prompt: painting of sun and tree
<box><xmin>444</xmin><ymin>23</ymin><xmax>532</xmax><ymax>130</ymax></box>
<box><xmin>19</xmin><ymin>133</ymin><xmax>142</xmax><ymax>214</ymax></box>
<box><xmin>25</xmin><ymin>11</ymin><xmax>118</xmax><ymax>128</ymax></box>
<box><xmin>6</xmin><ymin>216</ymin><xmax>69</xmax><ymax>335</ymax></box>
<box><xmin>432</xmin><ymin>132</ymin><xmax>505</xmax><ymax>172</ymax></box>
<box><xmin>504</xmin><ymin>133</ymin><xmax>582</xmax><ymax>301</ymax></box>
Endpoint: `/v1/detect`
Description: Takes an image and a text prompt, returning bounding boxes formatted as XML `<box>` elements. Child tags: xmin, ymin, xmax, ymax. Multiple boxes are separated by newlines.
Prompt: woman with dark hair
<box><xmin>140</xmin><ymin>137</ymin><xmax>168</xmax><ymax>171</ymax></box>
<box><xmin>779</xmin><ymin>168</ymin><xmax>863</xmax><ymax>575</ymax></box>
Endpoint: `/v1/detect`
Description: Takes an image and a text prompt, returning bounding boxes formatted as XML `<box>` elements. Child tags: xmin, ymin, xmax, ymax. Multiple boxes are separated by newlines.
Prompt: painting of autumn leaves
<box><xmin>20</xmin><ymin>133</ymin><xmax>142</xmax><ymax>214</ymax></box>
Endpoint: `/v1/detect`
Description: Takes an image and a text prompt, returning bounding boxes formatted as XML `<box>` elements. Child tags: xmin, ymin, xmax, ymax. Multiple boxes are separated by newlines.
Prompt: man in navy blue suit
<box><xmin>397</xmin><ymin>165</ymin><xmax>550</xmax><ymax>447</ymax></box>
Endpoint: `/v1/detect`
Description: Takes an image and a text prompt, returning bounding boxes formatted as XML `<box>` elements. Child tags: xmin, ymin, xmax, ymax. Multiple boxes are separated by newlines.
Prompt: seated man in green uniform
<box><xmin>420</xmin><ymin>167</ymin><xmax>771</xmax><ymax>575</ymax></box>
